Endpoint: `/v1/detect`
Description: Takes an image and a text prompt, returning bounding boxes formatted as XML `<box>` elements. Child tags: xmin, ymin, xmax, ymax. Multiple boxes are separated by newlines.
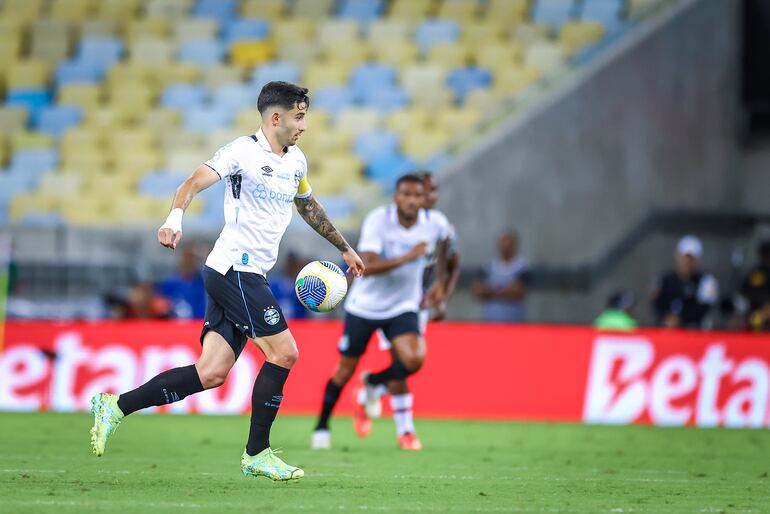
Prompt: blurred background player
<box><xmin>353</xmin><ymin>170</ymin><xmax>461</xmax><ymax>450</ymax></box>
<box><xmin>311</xmin><ymin>174</ymin><xmax>450</xmax><ymax>450</ymax></box>
<box><xmin>89</xmin><ymin>81</ymin><xmax>364</xmax><ymax>482</ymax></box>
<box><xmin>472</xmin><ymin>230</ymin><xmax>530</xmax><ymax>322</ymax></box>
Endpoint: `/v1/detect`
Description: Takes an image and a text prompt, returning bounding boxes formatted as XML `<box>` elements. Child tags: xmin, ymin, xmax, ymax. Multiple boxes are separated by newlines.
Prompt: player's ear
<box><xmin>271</xmin><ymin>110</ymin><xmax>281</xmax><ymax>126</ymax></box>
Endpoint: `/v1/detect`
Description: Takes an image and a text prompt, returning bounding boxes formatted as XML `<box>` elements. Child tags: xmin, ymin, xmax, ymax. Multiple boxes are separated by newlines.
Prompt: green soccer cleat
<box><xmin>241</xmin><ymin>448</ymin><xmax>304</xmax><ymax>482</ymax></box>
<box><xmin>89</xmin><ymin>393</ymin><xmax>124</xmax><ymax>457</ymax></box>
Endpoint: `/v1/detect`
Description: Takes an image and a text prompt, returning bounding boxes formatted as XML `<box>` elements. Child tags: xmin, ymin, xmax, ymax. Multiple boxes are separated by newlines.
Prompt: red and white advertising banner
<box><xmin>2</xmin><ymin>321</ymin><xmax>770</xmax><ymax>427</ymax></box>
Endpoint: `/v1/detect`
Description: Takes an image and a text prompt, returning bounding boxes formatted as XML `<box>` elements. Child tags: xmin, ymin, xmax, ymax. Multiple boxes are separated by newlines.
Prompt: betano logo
<box><xmin>252</xmin><ymin>184</ymin><xmax>295</xmax><ymax>203</ymax></box>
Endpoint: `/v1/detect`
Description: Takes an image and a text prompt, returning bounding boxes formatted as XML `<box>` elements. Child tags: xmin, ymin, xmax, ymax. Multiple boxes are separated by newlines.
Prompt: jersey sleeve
<box><xmin>296</xmin><ymin>155</ymin><xmax>312</xmax><ymax>199</ymax></box>
<box><xmin>204</xmin><ymin>138</ymin><xmax>244</xmax><ymax>179</ymax></box>
<box><xmin>357</xmin><ymin>211</ymin><xmax>384</xmax><ymax>254</ymax></box>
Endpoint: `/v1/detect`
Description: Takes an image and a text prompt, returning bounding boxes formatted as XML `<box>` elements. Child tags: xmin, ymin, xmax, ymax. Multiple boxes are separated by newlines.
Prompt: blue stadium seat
<box><xmin>354</xmin><ymin>130</ymin><xmax>400</xmax><ymax>164</ymax></box>
<box><xmin>9</xmin><ymin>149</ymin><xmax>58</xmax><ymax>176</ymax></box>
<box><xmin>78</xmin><ymin>36</ymin><xmax>123</xmax><ymax>68</ymax></box>
<box><xmin>447</xmin><ymin>66</ymin><xmax>493</xmax><ymax>103</ymax></box>
<box><xmin>139</xmin><ymin>172</ymin><xmax>185</xmax><ymax>197</ymax></box>
<box><xmin>350</xmin><ymin>63</ymin><xmax>398</xmax><ymax>98</ymax></box>
<box><xmin>34</xmin><ymin>106</ymin><xmax>83</xmax><ymax>138</ymax></box>
<box><xmin>313</xmin><ymin>195</ymin><xmax>354</xmax><ymax>219</ymax></box>
<box><xmin>251</xmin><ymin>61</ymin><xmax>302</xmax><ymax>89</ymax></box>
<box><xmin>581</xmin><ymin>0</ymin><xmax>625</xmax><ymax>32</ymax></box>
<box><xmin>194</xmin><ymin>0</ymin><xmax>237</xmax><ymax>24</ymax></box>
<box><xmin>55</xmin><ymin>60</ymin><xmax>105</xmax><ymax>86</ymax></box>
<box><xmin>359</xmin><ymin>86</ymin><xmax>409</xmax><ymax>113</ymax></box>
<box><xmin>178</xmin><ymin>40</ymin><xmax>226</xmax><ymax>67</ymax></box>
<box><xmin>160</xmin><ymin>84</ymin><xmax>208</xmax><ymax>110</ymax></box>
<box><xmin>366</xmin><ymin>153</ymin><xmax>416</xmax><ymax>187</ymax></box>
<box><xmin>0</xmin><ymin>169</ymin><xmax>40</xmax><ymax>193</ymax></box>
<box><xmin>183</xmin><ymin>107</ymin><xmax>233</xmax><ymax>133</ymax></box>
<box><xmin>414</xmin><ymin>20</ymin><xmax>460</xmax><ymax>54</ymax></box>
<box><xmin>210</xmin><ymin>84</ymin><xmax>259</xmax><ymax>113</ymax></box>
<box><xmin>6</xmin><ymin>90</ymin><xmax>50</xmax><ymax>113</ymax></box>
<box><xmin>338</xmin><ymin>0</ymin><xmax>385</xmax><ymax>24</ymax></box>
<box><xmin>224</xmin><ymin>18</ymin><xmax>271</xmax><ymax>44</ymax></box>
<box><xmin>532</xmin><ymin>0</ymin><xmax>575</xmax><ymax>26</ymax></box>
<box><xmin>312</xmin><ymin>86</ymin><xmax>355</xmax><ymax>113</ymax></box>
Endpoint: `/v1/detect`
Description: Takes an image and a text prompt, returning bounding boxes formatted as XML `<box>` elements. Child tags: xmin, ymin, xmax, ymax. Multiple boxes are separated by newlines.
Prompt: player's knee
<box><xmin>333</xmin><ymin>362</ymin><xmax>355</xmax><ymax>384</ymax></box>
<box><xmin>198</xmin><ymin>367</ymin><xmax>228</xmax><ymax>389</ymax></box>
<box><xmin>275</xmin><ymin>345</ymin><xmax>299</xmax><ymax>369</ymax></box>
<box><xmin>401</xmin><ymin>354</ymin><xmax>423</xmax><ymax>374</ymax></box>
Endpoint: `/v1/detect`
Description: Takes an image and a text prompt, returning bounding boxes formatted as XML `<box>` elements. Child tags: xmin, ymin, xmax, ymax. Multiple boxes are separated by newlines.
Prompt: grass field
<box><xmin>0</xmin><ymin>412</ymin><xmax>768</xmax><ymax>513</ymax></box>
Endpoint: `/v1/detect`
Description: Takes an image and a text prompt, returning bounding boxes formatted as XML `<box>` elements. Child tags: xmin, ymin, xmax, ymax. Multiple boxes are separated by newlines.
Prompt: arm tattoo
<box><xmin>294</xmin><ymin>194</ymin><xmax>350</xmax><ymax>252</ymax></box>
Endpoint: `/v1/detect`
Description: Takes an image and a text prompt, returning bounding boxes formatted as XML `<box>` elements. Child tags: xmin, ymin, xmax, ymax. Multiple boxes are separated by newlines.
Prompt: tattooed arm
<box><xmin>294</xmin><ymin>194</ymin><xmax>365</xmax><ymax>276</ymax></box>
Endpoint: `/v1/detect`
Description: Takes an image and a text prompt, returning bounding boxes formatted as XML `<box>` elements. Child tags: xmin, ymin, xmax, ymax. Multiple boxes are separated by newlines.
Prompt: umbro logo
<box><xmin>261</xmin><ymin>165</ymin><xmax>273</xmax><ymax>176</ymax></box>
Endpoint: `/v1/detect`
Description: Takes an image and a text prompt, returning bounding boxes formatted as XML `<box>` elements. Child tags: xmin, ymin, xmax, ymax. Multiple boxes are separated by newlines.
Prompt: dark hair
<box><xmin>395</xmin><ymin>173</ymin><xmax>425</xmax><ymax>189</ymax></box>
<box><xmin>413</xmin><ymin>170</ymin><xmax>433</xmax><ymax>181</ymax></box>
<box><xmin>257</xmin><ymin>81</ymin><xmax>310</xmax><ymax>114</ymax></box>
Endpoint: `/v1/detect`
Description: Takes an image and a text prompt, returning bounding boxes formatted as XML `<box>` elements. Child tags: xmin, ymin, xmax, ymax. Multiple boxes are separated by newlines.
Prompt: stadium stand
<box><xmin>0</xmin><ymin>0</ymin><xmax>667</xmax><ymax>227</ymax></box>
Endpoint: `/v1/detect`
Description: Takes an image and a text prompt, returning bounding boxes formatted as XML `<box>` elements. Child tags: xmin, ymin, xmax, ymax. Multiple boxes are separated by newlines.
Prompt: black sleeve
<box><xmin>652</xmin><ymin>275</ymin><xmax>672</xmax><ymax>323</ymax></box>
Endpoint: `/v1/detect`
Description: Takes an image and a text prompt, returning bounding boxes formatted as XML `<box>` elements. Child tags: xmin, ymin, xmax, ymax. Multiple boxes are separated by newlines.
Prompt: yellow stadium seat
<box><xmin>61</xmin><ymin>127</ymin><xmax>104</xmax><ymax>160</ymax></box>
<box><xmin>201</xmin><ymin>64</ymin><xmax>246</xmax><ymax>88</ymax></box>
<box><xmin>37</xmin><ymin>173</ymin><xmax>83</xmax><ymax>196</ymax></box>
<box><xmin>125</xmin><ymin>18</ymin><xmax>171</xmax><ymax>43</ymax></box>
<box><xmin>11</xmin><ymin>131</ymin><xmax>53</xmax><ymax>152</ymax></box>
<box><xmin>230</xmin><ymin>41</ymin><xmax>274</xmax><ymax>68</ymax></box>
<box><xmin>388</xmin><ymin>0</ymin><xmax>433</xmax><ymax>19</ymax></box>
<box><xmin>49</xmin><ymin>0</ymin><xmax>97</xmax><ymax>21</ymax></box>
<box><xmin>318</xmin><ymin>19</ymin><xmax>360</xmax><ymax>44</ymax></box>
<box><xmin>80</xmin><ymin>19</ymin><xmax>119</xmax><ymax>37</ymax></box>
<box><xmin>10</xmin><ymin>194</ymin><xmax>58</xmax><ymax>222</ymax></box>
<box><xmin>106</xmin><ymin>84</ymin><xmax>156</xmax><ymax>112</ymax></box>
<box><xmin>84</xmin><ymin>106</ymin><xmax>134</xmax><ymax>129</ymax></box>
<box><xmin>484</xmin><ymin>0</ymin><xmax>528</xmax><ymax>22</ymax></box>
<box><xmin>173</xmin><ymin>19</ymin><xmax>219</xmax><ymax>43</ymax></box>
<box><xmin>58</xmin><ymin>84</ymin><xmax>102</xmax><ymax>110</ymax></box>
<box><xmin>139</xmin><ymin>109</ymin><xmax>182</xmax><ymax>135</ymax></box>
<box><xmin>0</xmin><ymin>33</ymin><xmax>23</xmax><ymax>63</ymax></box>
<box><xmin>164</xmin><ymin>148</ymin><xmax>210</xmax><ymax>172</ymax></box>
<box><xmin>0</xmin><ymin>107</ymin><xmax>28</xmax><ymax>135</ymax></box>
<box><xmin>30</xmin><ymin>33</ymin><xmax>73</xmax><ymax>65</ymax></box>
<box><xmin>334</xmin><ymin>108</ymin><xmax>383</xmax><ymax>132</ymax></box>
<box><xmin>514</xmin><ymin>23</ymin><xmax>553</xmax><ymax>48</ymax></box>
<box><xmin>291</xmin><ymin>0</ymin><xmax>335</xmax><ymax>18</ymax></box>
<box><xmin>106</xmin><ymin>128</ymin><xmax>156</xmax><ymax>154</ymax></box>
<box><xmin>464</xmin><ymin>88</ymin><xmax>506</xmax><ymax>111</ymax></box>
<box><xmin>300</xmin><ymin>129</ymin><xmax>354</xmax><ymax>156</ymax></box>
<box><xmin>106</xmin><ymin>63</ymin><xmax>156</xmax><ymax>90</ymax></box>
<box><xmin>95</xmin><ymin>0</ymin><xmax>141</xmax><ymax>21</ymax></box>
<box><xmin>372</xmin><ymin>40</ymin><xmax>419</xmax><ymax>67</ymax></box>
<box><xmin>0</xmin><ymin>133</ymin><xmax>9</xmax><ymax>166</ymax></box>
<box><xmin>437</xmin><ymin>1</ymin><xmax>481</xmax><ymax>21</ymax></box>
<box><xmin>0</xmin><ymin>0</ymin><xmax>44</xmax><ymax>23</ymax></box>
<box><xmin>628</xmin><ymin>0</ymin><xmax>664</xmax><ymax>19</ymax></box>
<box><xmin>428</xmin><ymin>42</ymin><xmax>473</xmax><ymax>68</ymax></box>
<box><xmin>401</xmin><ymin>65</ymin><xmax>447</xmax><ymax>96</ymax></box>
<box><xmin>434</xmin><ymin>106</ymin><xmax>482</xmax><ymax>133</ymax></box>
<box><xmin>385</xmin><ymin>107</ymin><xmax>431</xmax><ymax>136</ymax></box>
<box><xmin>160</xmin><ymin>131</ymin><xmax>207</xmax><ymax>154</ymax></box>
<box><xmin>559</xmin><ymin>21</ymin><xmax>605</xmax><ymax>56</ymax></box>
<box><xmin>59</xmin><ymin>196</ymin><xmax>114</xmax><ymax>226</ymax></box>
<box><xmin>206</xmin><ymin>130</ymin><xmax>244</xmax><ymax>149</ymax></box>
<box><xmin>461</xmin><ymin>20</ymin><xmax>511</xmax><ymax>49</ymax></box>
<box><xmin>320</xmin><ymin>41</ymin><xmax>371</xmax><ymax>68</ymax></box>
<box><xmin>0</xmin><ymin>16</ymin><xmax>25</xmax><ymax>38</ymax></box>
<box><xmin>7</xmin><ymin>59</ymin><xmax>51</xmax><ymax>89</ymax></box>
<box><xmin>242</xmin><ymin>0</ymin><xmax>286</xmax><ymax>18</ymax></box>
<box><xmin>401</xmin><ymin>130</ymin><xmax>451</xmax><ymax>161</ymax></box>
<box><xmin>303</xmin><ymin>62</ymin><xmax>350</xmax><ymax>89</ymax></box>
<box><xmin>113</xmin><ymin>150</ymin><xmax>163</xmax><ymax>176</ymax></box>
<box><xmin>367</xmin><ymin>19</ymin><xmax>412</xmax><ymax>43</ymax></box>
<box><xmin>61</xmin><ymin>151</ymin><xmax>112</xmax><ymax>173</ymax></box>
<box><xmin>275</xmin><ymin>42</ymin><xmax>321</xmax><ymax>69</ymax></box>
<box><xmin>493</xmin><ymin>65</ymin><xmax>543</xmax><ymax>94</ymax></box>
<box><xmin>524</xmin><ymin>43</ymin><xmax>564</xmax><ymax>73</ymax></box>
<box><xmin>234</xmin><ymin>109</ymin><xmax>261</xmax><ymax>133</ymax></box>
<box><xmin>474</xmin><ymin>42</ymin><xmax>523</xmax><ymax>70</ymax></box>
<box><xmin>129</xmin><ymin>38</ymin><xmax>174</xmax><ymax>64</ymax></box>
<box><xmin>306</xmin><ymin>109</ymin><xmax>331</xmax><ymax>130</ymax></box>
<box><xmin>313</xmin><ymin>155</ymin><xmax>363</xmax><ymax>195</ymax></box>
<box><xmin>271</xmin><ymin>19</ymin><xmax>315</xmax><ymax>45</ymax></box>
<box><xmin>145</xmin><ymin>0</ymin><xmax>193</xmax><ymax>18</ymax></box>
<box><xmin>153</xmin><ymin>63</ymin><xmax>201</xmax><ymax>86</ymax></box>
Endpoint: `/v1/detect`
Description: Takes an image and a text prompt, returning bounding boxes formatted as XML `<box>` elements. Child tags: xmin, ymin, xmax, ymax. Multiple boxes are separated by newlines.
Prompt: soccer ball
<box><xmin>294</xmin><ymin>260</ymin><xmax>348</xmax><ymax>313</ymax></box>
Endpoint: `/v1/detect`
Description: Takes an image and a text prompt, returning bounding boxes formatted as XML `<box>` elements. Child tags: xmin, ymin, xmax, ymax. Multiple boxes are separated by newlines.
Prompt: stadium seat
<box><xmin>435</xmin><ymin>106</ymin><xmax>482</xmax><ymax>133</ymax></box>
<box><xmin>139</xmin><ymin>172</ymin><xmax>185</xmax><ymax>197</ymax></box>
<box><xmin>532</xmin><ymin>0</ymin><xmax>576</xmax><ymax>27</ymax></box>
<box><xmin>140</xmin><ymin>109</ymin><xmax>182</xmax><ymax>135</ymax></box>
<box><xmin>37</xmin><ymin>172</ymin><xmax>82</xmax><ymax>196</ymax></box>
<box><xmin>0</xmin><ymin>0</ymin><xmax>44</xmax><ymax>23</ymax></box>
<box><xmin>304</xmin><ymin>63</ymin><xmax>351</xmax><ymax>90</ymax></box>
<box><xmin>401</xmin><ymin>65</ymin><xmax>448</xmax><ymax>98</ymax></box>
<box><xmin>55</xmin><ymin>60</ymin><xmax>105</xmax><ymax>86</ymax></box>
<box><xmin>183</xmin><ymin>107</ymin><xmax>234</xmax><ymax>134</ymax></box>
<box><xmin>338</xmin><ymin>0</ymin><xmax>386</xmax><ymax>24</ymax></box>
<box><xmin>581</xmin><ymin>0</ymin><xmax>625</xmax><ymax>31</ymax></box>
<box><xmin>271</xmin><ymin>19</ymin><xmax>316</xmax><ymax>45</ymax></box>
<box><xmin>210</xmin><ymin>84</ymin><xmax>260</xmax><ymax>114</ymax></box>
<box><xmin>58</xmin><ymin>84</ymin><xmax>102</xmax><ymax>110</ymax></box>
<box><xmin>401</xmin><ymin>129</ymin><xmax>451</xmax><ymax>161</ymax></box>
<box><xmin>437</xmin><ymin>0</ymin><xmax>480</xmax><ymax>22</ymax></box>
<box><xmin>513</xmin><ymin>23</ymin><xmax>554</xmax><ymax>48</ymax></box>
<box><xmin>388</xmin><ymin>0</ymin><xmax>433</xmax><ymax>20</ymax></box>
<box><xmin>359</xmin><ymin>87</ymin><xmax>409</xmax><ymax>113</ymax></box>
<box><xmin>34</xmin><ymin>106</ymin><xmax>83</xmax><ymax>138</ymax></box>
<box><xmin>292</xmin><ymin>0</ymin><xmax>335</xmax><ymax>18</ymax></box>
<box><xmin>193</xmin><ymin>0</ymin><xmax>238</xmax><ymax>24</ymax></box>
<box><xmin>385</xmin><ymin>107</ymin><xmax>431</xmax><ymax>136</ymax></box>
<box><xmin>241</xmin><ymin>0</ymin><xmax>286</xmax><ymax>19</ymax></box>
<box><xmin>366</xmin><ymin>153</ymin><xmax>416</xmax><ymax>185</ymax></box>
<box><xmin>10</xmin><ymin>131</ymin><xmax>54</xmax><ymax>153</ymax></box>
<box><xmin>447</xmin><ymin>66</ymin><xmax>493</xmax><ymax>103</ymax></box>
<box><xmin>525</xmin><ymin>43</ymin><xmax>565</xmax><ymax>73</ymax></box>
<box><xmin>129</xmin><ymin>39</ymin><xmax>174</xmax><ymax>65</ymax></box>
<box><xmin>48</xmin><ymin>0</ymin><xmax>96</xmax><ymax>21</ymax></box>
<box><xmin>160</xmin><ymin>84</ymin><xmax>208</xmax><ymax>110</ymax></box>
<box><xmin>201</xmin><ymin>64</ymin><xmax>246</xmax><ymax>88</ymax></box>
<box><xmin>224</xmin><ymin>18</ymin><xmax>271</xmax><ymax>44</ymax></box>
<box><xmin>475</xmin><ymin>43</ymin><xmax>523</xmax><ymax>71</ymax></box>
<box><xmin>173</xmin><ymin>18</ymin><xmax>220</xmax><ymax>43</ymax></box>
<box><xmin>320</xmin><ymin>41</ymin><xmax>372</xmax><ymax>70</ymax></box>
<box><xmin>125</xmin><ymin>18</ymin><xmax>171</xmax><ymax>43</ymax></box>
<box><xmin>335</xmin><ymin>108</ymin><xmax>383</xmax><ymax>132</ymax></box>
<box><xmin>5</xmin><ymin>90</ymin><xmax>51</xmax><ymax>115</ymax></box>
<box><xmin>230</xmin><ymin>41</ymin><xmax>274</xmax><ymax>68</ymax></box>
<box><xmin>484</xmin><ymin>0</ymin><xmax>529</xmax><ymax>22</ymax></box>
<box><xmin>0</xmin><ymin>107</ymin><xmax>29</xmax><ymax>135</ymax></box>
<box><xmin>206</xmin><ymin>129</ymin><xmax>243</xmax><ymax>149</ymax></box>
<box><xmin>145</xmin><ymin>0</ymin><xmax>193</xmax><ymax>18</ymax></box>
<box><xmin>78</xmin><ymin>36</ymin><xmax>124</xmax><ymax>69</ymax></box>
<box><xmin>154</xmin><ymin>63</ymin><xmax>201</xmax><ymax>87</ymax></box>
<box><xmin>372</xmin><ymin>41</ymin><xmax>420</xmax><ymax>67</ymax></box>
<box><xmin>493</xmin><ymin>66</ymin><xmax>543</xmax><ymax>95</ymax></box>
<box><xmin>7</xmin><ymin>60</ymin><xmax>51</xmax><ymax>90</ymax></box>
<box><xmin>350</xmin><ymin>63</ymin><xmax>398</xmax><ymax>96</ymax></box>
<box><xmin>428</xmin><ymin>42</ymin><xmax>473</xmax><ymax>69</ymax></box>
<box><xmin>80</xmin><ymin>19</ymin><xmax>120</xmax><ymax>37</ymax></box>
<box><xmin>318</xmin><ymin>19</ymin><xmax>361</xmax><ymax>44</ymax></box>
<box><xmin>178</xmin><ymin>40</ymin><xmax>227</xmax><ymax>68</ymax></box>
<box><xmin>251</xmin><ymin>61</ymin><xmax>302</xmax><ymax>90</ymax></box>
<box><xmin>164</xmin><ymin>147</ymin><xmax>209</xmax><ymax>172</ymax></box>
<box><xmin>106</xmin><ymin>128</ymin><xmax>155</xmax><ymax>153</ymax></box>
<box><xmin>29</xmin><ymin>20</ymin><xmax>74</xmax><ymax>65</ymax></box>
<box><xmin>414</xmin><ymin>19</ymin><xmax>460</xmax><ymax>55</ymax></box>
<box><xmin>275</xmin><ymin>42</ymin><xmax>322</xmax><ymax>69</ymax></box>
<box><xmin>367</xmin><ymin>19</ymin><xmax>412</xmax><ymax>43</ymax></box>
<box><xmin>559</xmin><ymin>21</ymin><xmax>606</xmax><ymax>56</ymax></box>
<box><xmin>9</xmin><ymin>148</ymin><xmax>58</xmax><ymax>176</ymax></box>
<box><xmin>354</xmin><ymin>130</ymin><xmax>400</xmax><ymax>164</ymax></box>
<box><xmin>10</xmin><ymin>194</ymin><xmax>59</xmax><ymax>223</ymax></box>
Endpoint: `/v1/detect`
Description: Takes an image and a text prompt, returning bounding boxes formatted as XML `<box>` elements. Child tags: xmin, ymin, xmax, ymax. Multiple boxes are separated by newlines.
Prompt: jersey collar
<box><xmin>388</xmin><ymin>204</ymin><xmax>427</xmax><ymax>226</ymax></box>
<box><xmin>253</xmin><ymin>128</ymin><xmax>288</xmax><ymax>155</ymax></box>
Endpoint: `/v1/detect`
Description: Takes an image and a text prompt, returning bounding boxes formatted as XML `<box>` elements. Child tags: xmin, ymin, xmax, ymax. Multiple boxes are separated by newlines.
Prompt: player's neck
<box><xmin>397</xmin><ymin>213</ymin><xmax>417</xmax><ymax>228</ymax></box>
<box><xmin>260</xmin><ymin>125</ymin><xmax>287</xmax><ymax>156</ymax></box>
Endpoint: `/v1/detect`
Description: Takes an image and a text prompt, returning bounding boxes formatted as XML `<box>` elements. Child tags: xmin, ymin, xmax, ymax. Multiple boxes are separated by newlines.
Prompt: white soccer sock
<box><xmin>390</xmin><ymin>393</ymin><xmax>414</xmax><ymax>436</ymax></box>
<box><xmin>375</xmin><ymin>384</ymin><xmax>388</xmax><ymax>396</ymax></box>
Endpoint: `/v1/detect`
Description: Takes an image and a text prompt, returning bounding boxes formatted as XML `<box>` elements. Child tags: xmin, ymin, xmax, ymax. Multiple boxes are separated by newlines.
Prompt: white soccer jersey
<box><xmin>203</xmin><ymin>128</ymin><xmax>312</xmax><ymax>276</ymax></box>
<box><xmin>345</xmin><ymin>204</ymin><xmax>450</xmax><ymax>320</ymax></box>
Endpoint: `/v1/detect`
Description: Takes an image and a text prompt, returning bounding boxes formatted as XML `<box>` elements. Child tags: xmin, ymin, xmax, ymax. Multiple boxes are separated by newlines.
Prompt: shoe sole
<box><xmin>241</xmin><ymin>468</ymin><xmax>304</xmax><ymax>481</ymax></box>
<box><xmin>90</xmin><ymin>395</ymin><xmax>104</xmax><ymax>457</ymax></box>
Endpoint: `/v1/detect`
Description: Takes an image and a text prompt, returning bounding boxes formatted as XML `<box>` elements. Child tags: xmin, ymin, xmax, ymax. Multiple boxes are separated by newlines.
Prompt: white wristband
<box><xmin>161</xmin><ymin>208</ymin><xmax>184</xmax><ymax>232</ymax></box>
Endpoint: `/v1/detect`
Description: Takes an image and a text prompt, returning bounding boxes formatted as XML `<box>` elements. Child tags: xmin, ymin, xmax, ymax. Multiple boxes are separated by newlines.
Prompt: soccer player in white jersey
<box><xmin>355</xmin><ymin>171</ymin><xmax>461</xmax><ymax>450</ymax></box>
<box><xmin>89</xmin><ymin>81</ymin><xmax>365</xmax><ymax>481</ymax></box>
<box><xmin>311</xmin><ymin>174</ymin><xmax>450</xmax><ymax>450</ymax></box>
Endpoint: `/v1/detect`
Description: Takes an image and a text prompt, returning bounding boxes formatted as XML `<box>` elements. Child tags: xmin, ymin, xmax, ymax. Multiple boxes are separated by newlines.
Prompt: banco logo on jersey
<box><xmin>263</xmin><ymin>307</ymin><xmax>280</xmax><ymax>326</ymax></box>
<box><xmin>253</xmin><ymin>183</ymin><xmax>294</xmax><ymax>203</ymax></box>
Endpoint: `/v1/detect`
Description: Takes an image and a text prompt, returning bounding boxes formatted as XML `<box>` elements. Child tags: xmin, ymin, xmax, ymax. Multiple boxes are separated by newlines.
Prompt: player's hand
<box><xmin>158</xmin><ymin>227</ymin><xmax>182</xmax><ymax>250</ymax></box>
<box><xmin>342</xmin><ymin>247</ymin><xmax>365</xmax><ymax>277</ymax></box>
<box><xmin>406</xmin><ymin>242</ymin><xmax>428</xmax><ymax>261</ymax></box>
<box><xmin>426</xmin><ymin>280</ymin><xmax>445</xmax><ymax>307</ymax></box>
<box><xmin>431</xmin><ymin>301</ymin><xmax>447</xmax><ymax>322</ymax></box>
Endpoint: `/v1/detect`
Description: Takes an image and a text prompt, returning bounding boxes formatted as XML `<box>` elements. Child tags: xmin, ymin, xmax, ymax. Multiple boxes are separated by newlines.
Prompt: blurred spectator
<box><xmin>472</xmin><ymin>230</ymin><xmax>529</xmax><ymax>322</ymax></box>
<box><xmin>652</xmin><ymin>235</ymin><xmax>719</xmax><ymax>328</ymax></box>
<box><xmin>155</xmin><ymin>243</ymin><xmax>207</xmax><ymax>319</ymax></box>
<box><xmin>594</xmin><ymin>290</ymin><xmax>638</xmax><ymax>331</ymax></box>
<box><xmin>107</xmin><ymin>282</ymin><xmax>172</xmax><ymax>319</ymax></box>
<box><xmin>268</xmin><ymin>251</ymin><xmax>309</xmax><ymax>319</ymax></box>
<box><xmin>739</xmin><ymin>240</ymin><xmax>770</xmax><ymax>331</ymax></box>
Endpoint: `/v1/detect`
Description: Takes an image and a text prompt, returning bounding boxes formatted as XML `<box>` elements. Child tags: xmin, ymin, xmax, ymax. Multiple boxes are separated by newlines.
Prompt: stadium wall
<box><xmin>3</xmin><ymin>320</ymin><xmax>770</xmax><ymax>428</ymax></box>
<box><xmin>439</xmin><ymin>0</ymin><xmax>742</xmax><ymax>323</ymax></box>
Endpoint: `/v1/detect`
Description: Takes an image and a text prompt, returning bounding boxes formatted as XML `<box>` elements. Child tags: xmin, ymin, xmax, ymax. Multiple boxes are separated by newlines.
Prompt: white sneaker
<box><xmin>311</xmin><ymin>429</ymin><xmax>331</xmax><ymax>450</ymax></box>
<box><xmin>360</xmin><ymin>372</ymin><xmax>382</xmax><ymax>419</ymax></box>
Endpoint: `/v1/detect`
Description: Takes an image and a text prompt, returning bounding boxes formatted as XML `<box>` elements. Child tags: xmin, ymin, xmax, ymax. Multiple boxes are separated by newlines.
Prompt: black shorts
<box><xmin>338</xmin><ymin>311</ymin><xmax>419</xmax><ymax>357</ymax></box>
<box><xmin>200</xmin><ymin>265</ymin><xmax>288</xmax><ymax>358</ymax></box>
